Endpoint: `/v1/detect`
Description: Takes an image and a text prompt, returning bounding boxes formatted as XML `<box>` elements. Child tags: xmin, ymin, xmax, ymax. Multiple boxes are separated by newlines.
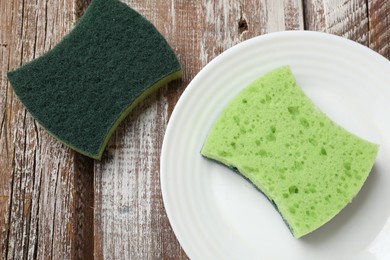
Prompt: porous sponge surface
<box><xmin>201</xmin><ymin>66</ymin><xmax>378</xmax><ymax>238</ymax></box>
<box><xmin>7</xmin><ymin>0</ymin><xmax>181</xmax><ymax>159</ymax></box>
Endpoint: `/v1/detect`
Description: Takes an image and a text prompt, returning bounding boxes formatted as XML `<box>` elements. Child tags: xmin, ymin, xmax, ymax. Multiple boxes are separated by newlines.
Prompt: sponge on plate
<box><xmin>7</xmin><ymin>0</ymin><xmax>181</xmax><ymax>159</ymax></box>
<box><xmin>201</xmin><ymin>66</ymin><xmax>378</xmax><ymax>238</ymax></box>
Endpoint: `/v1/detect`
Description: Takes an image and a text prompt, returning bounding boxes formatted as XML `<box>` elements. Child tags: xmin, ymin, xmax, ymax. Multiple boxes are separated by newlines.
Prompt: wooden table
<box><xmin>0</xmin><ymin>0</ymin><xmax>389</xmax><ymax>258</ymax></box>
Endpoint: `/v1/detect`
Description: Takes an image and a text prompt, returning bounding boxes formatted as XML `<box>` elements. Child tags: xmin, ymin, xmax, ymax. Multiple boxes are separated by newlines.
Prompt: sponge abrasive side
<box><xmin>7</xmin><ymin>0</ymin><xmax>182</xmax><ymax>159</ymax></box>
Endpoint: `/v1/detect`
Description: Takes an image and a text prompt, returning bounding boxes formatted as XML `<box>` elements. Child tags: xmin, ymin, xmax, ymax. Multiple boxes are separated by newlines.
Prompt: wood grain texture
<box><xmin>0</xmin><ymin>0</ymin><xmax>94</xmax><ymax>259</ymax></box>
<box><xmin>303</xmin><ymin>0</ymin><xmax>369</xmax><ymax>45</ymax></box>
<box><xmin>302</xmin><ymin>0</ymin><xmax>390</xmax><ymax>60</ymax></box>
<box><xmin>368</xmin><ymin>0</ymin><xmax>390</xmax><ymax>59</ymax></box>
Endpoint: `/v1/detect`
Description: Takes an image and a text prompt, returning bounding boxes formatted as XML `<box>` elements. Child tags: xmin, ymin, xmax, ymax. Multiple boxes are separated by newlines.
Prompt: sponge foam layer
<box><xmin>201</xmin><ymin>66</ymin><xmax>378</xmax><ymax>238</ymax></box>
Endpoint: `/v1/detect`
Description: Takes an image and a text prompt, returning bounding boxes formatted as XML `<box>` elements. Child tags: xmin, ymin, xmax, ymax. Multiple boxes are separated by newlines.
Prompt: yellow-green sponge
<box><xmin>7</xmin><ymin>0</ymin><xmax>181</xmax><ymax>159</ymax></box>
<box><xmin>201</xmin><ymin>66</ymin><xmax>378</xmax><ymax>238</ymax></box>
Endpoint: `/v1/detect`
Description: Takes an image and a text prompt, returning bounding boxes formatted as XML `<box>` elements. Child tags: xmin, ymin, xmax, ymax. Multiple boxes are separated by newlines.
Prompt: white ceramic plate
<box><xmin>160</xmin><ymin>31</ymin><xmax>390</xmax><ymax>260</ymax></box>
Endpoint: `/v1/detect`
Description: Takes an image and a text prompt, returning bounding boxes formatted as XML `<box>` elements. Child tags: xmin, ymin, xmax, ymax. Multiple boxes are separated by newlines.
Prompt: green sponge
<box><xmin>201</xmin><ymin>66</ymin><xmax>378</xmax><ymax>238</ymax></box>
<box><xmin>7</xmin><ymin>0</ymin><xmax>181</xmax><ymax>159</ymax></box>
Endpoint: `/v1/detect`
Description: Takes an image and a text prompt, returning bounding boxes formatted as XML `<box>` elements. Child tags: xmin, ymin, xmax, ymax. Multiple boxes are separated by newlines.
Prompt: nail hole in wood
<box><xmin>238</xmin><ymin>17</ymin><xmax>248</xmax><ymax>34</ymax></box>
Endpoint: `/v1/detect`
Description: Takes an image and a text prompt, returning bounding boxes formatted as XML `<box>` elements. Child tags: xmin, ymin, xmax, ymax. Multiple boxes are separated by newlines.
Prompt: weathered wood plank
<box><xmin>92</xmin><ymin>0</ymin><xmax>303</xmax><ymax>259</ymax></box>
<box><xmin>0</xmin><ymin>0</ymin><xmax>94</xmax><ymax>259</ymax></box>
<box><xmin>72</xmin><ymin>154</ymin><xmax>94</xmax><ymax>260</ymax></box>
<box><xmin>303</xmin><ymin>0</ymin><xmax>369</xmax><ymax>45</ymax></box>
<box><xmin>259</xmin><ymin>0</ymin><xmax>304</xmax><ymax>33</ymax></box>
<box><xmin>368</xmin><ymin>0</ymin><xmax>390</xmax><ymax>59</ymax></box>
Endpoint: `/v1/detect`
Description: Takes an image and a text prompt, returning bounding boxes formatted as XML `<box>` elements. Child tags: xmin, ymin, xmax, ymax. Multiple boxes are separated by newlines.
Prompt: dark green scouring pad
<box><xmin>7</xmin><ymin>0</ymin><xmax>182</xmax><ymax>159</ymax></box>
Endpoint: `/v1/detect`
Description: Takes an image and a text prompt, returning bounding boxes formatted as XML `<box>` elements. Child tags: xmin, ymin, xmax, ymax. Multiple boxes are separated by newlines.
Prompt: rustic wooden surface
<box><xmin>0</xmin><ymin>0</ymin><xmax>389</xmax><ymax>259</ymax></box>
